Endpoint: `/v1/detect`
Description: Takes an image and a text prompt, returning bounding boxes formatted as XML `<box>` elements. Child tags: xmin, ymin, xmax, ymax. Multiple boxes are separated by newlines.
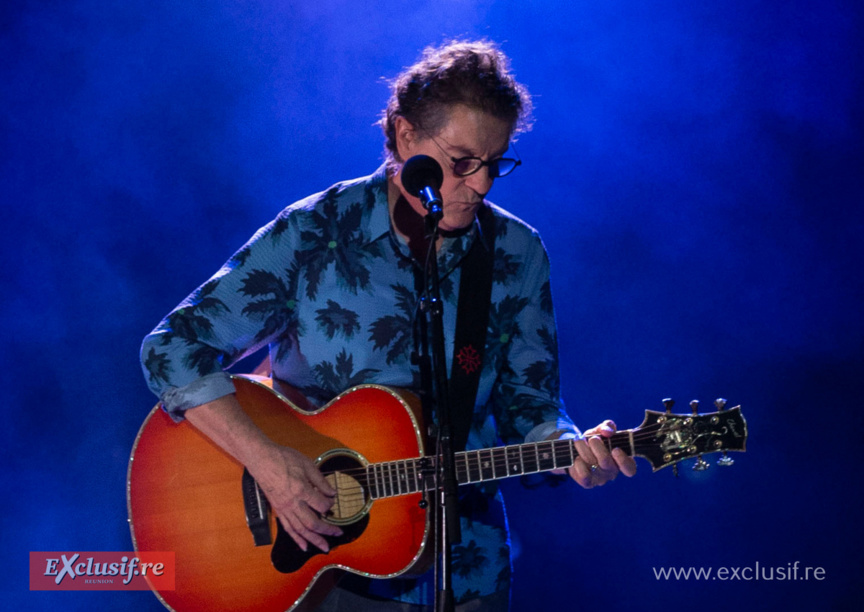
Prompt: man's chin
<box><xmin>439</xmin><ymin>207</ymin><xmax>478</xmax><ymax>232</ymax></box>
<box><xmin>438</xmin><ymin>218</ymin><xmax>474</xmax><ymax>233</ymax></box>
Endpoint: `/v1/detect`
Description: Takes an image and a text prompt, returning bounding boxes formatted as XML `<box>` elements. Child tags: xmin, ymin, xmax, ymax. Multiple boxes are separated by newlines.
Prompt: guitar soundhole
<box><xmin>271</xmin><ymin>452</ymin><xmax>370</xmax><ymax>574</ymax></box>
<box><xmin>319</xmin><ymin>453</ymin><xmax>370</xmax><ymax>525</ymax></box>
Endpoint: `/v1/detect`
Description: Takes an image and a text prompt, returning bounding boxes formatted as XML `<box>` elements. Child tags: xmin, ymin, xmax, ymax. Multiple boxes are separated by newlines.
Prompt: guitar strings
<box><xmin>313</xmin><ymin>420</ymin><xmax>727</xmax><ymax>504</ymax></box>
<box><xmin>317</xmin><ymin>420</ymin><xmax>690</xmax><ymax>479</ymax></box>
<box><xmin>317</xmin><ymin>421</ymin><xmax>703</xmax><ymax>482</ymax></box>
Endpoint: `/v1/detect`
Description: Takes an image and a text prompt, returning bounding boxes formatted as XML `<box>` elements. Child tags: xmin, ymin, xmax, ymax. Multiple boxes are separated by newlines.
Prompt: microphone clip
<box><xmin>402</xmin><ymin>155</ymin><xmax>445</xmax><ymax>221</ymax></box>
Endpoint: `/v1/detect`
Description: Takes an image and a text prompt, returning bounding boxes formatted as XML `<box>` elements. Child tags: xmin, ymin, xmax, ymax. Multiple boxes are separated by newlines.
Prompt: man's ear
<box><xmin>393</xmin><ymin>116</ymin><xmax>418</xmax><ymax>162</ymax></box>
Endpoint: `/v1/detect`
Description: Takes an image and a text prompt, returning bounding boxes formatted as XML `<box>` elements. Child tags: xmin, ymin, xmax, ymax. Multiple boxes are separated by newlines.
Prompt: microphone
<box><xmin>401</xmin><ymin>155</ymin><xmax>444</xmax><ymax>220</ymax></box>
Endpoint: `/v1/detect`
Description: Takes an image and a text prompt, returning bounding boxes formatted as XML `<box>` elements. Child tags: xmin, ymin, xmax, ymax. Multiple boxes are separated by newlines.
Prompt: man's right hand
<box><xmin>185</xmin><ymin>393</ymin><xmax>342</xmax><ymax>553</ymax></box>
<box><xmin>251</xmin><ymin>444</ymin><xmax>343</xmax><ymax>552</ymax></box>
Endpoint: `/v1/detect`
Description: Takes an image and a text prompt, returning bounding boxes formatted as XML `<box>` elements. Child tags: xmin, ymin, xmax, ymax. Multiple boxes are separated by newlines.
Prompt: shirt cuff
<box><xmin>159</xmin><ymin>372</ymin><xmax>237</xmax><ymax>422</ymax></box>
<box><xmin>524</xmin><ymin>418</ymin><xmax>580</xmax><ymax>443</ymax></box>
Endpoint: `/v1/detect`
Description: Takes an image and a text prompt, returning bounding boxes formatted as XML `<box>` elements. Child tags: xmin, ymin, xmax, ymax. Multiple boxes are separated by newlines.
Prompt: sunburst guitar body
<box><xmin>128</xmin><ymin>375</ymin><xmax>747</xmax><ymax>611</ymax></box>
<box><xmin>128</xmin><ymin>376</ymin><xmax>430</xmax><ymax>611</ymax></box>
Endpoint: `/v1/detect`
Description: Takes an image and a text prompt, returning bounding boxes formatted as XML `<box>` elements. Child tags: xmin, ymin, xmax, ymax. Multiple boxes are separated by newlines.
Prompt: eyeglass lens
<box><xmin>453</xmin><ymin>157</ymin><xmax>520</xmax><ymax>178</ymax></box>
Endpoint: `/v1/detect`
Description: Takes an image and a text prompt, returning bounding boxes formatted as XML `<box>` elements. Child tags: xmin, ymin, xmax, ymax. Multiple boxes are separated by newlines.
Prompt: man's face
<box><xmin>396</xmin><ymin>104</ymin><xmax>512</xmax><ymax>232</ymax></box>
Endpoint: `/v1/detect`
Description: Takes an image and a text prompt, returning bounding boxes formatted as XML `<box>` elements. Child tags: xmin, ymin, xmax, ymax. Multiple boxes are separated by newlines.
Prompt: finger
<box><xmin>296</xmin><ymin>502</ymin><xmax>343</xmax><ymax>539</ymax></box>
<box><xmin>285</xmin><ymin>508</ymin><xmax>333</xmax><ymax>553</ymax></box>
<box><xmin>305</xmin><ymin>463</ymin><xmax>337</xmax><ymax>497</ymax></box>
<box><xmin>568</xmin><ymin>460</ymin><xmax>594</xmax><ymax>489</ymax></box>
<box><xmin>612</xmin><ymin>448</ymin><xmax>638</xmax><ymax>477</ymax></box>
<box><xmin>582</xmin><ymin>419</ymin><xmax>616</xmax><ymax>438</ymax></box>
<box><xmin>304</xmin><ymin>484</ymin><xmax>338</xmax><ymax>515</ymax></box>
<box><xmin>587</xmin><ymin>436</ymin><xmax>617</xmax><ymax>472</ymax></box>
<box><xmin>278</xmin><ymin>515</ymin><xmax>309</xmax><ymax>553</ymax></box>
<box><xmin>573</xmin><ymin>438</ymin><xmax>597</xmax><ymax>468</ymax></box>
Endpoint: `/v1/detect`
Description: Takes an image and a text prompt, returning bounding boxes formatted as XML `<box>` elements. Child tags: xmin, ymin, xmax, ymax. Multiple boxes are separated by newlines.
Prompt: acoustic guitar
<box><xmin>127</xmin><ymin>375</ymin><xmax>747</xmax><ymax>611</ymax></box>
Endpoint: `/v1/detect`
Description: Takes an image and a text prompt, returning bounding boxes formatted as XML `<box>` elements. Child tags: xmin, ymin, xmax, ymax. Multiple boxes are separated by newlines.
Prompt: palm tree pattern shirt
<box><xmin>141</xmin><ymin>165</ymin><xmax>577</xmax><ymax>604</ymax></box>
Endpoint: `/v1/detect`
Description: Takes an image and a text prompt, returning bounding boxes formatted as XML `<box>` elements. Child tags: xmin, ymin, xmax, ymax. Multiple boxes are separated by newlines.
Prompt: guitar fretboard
<box><xmin>364</xmin><ymin>434</ymin><xmax>632</xmax><ymax>500</ymax></box>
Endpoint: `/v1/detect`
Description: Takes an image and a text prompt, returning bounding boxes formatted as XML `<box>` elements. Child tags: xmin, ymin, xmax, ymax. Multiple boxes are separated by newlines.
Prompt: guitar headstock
<box><xmin>631</xmin><ymin>398</ymin><xmax>747</xmax><ymax>472</ymax></box>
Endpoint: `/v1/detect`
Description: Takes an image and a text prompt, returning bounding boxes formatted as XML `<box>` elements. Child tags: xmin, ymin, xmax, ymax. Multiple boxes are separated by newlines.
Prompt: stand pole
<box><xmin>417</xmin><ymin>212</ymin><xmax>460</xmax><ymax>612</ymax></box>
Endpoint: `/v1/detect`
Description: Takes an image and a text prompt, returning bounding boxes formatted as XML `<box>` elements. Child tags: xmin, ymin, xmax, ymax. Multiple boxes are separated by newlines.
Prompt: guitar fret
<box><xmin>418</xmin><ymin>459</ymin><xmax>427</xmax><ymax>492</ymax></box>
<box><xmin>373</xmin><ymin>463</ymin><xmax>381</xmax><ymax>498</ymax></box>
<box><xmin>492</xmin><ymin>448</ymin><xmax>503</xmax><ymax>479</ymax></box>
<box><xmin>553</xmin><ymin>441</ymin><xmax>564</xmax><ymax>469</ymax></box>
<box><xmin>424</xmin><ymin>463</ymin><xmax>436</xmax><ymax>491</ymax></box>
<box><xmin>394</xmin><ymin>462</ymin><xmax>400</xmax><ymax>495</ymax></box>
<box><xmin>521</xmin><ymin>442</ymin><xmax>539</xmax><ymax>474</ymax></box>
<box><xmin>460</xmin><ymin>453</ymin><xmax>471</xmax><ymax>484</ymax></box>
<box><xmin>373</xmin><ymin>464</ymin><xmax>382</xmax><ymax>499</ymax></box>
<box><xmin>506</xmin><ymin>446</ymin><xmax>521</xmax><ymax>476</ymax></box>
<box><xmin>470</xmin><ymin>450</ymin><xmax>481</xmax><ymax>482</ymax></box>
<box><xmin>381</xmin><ymin>463</ymin><xmax>388</xmax><ymax>497</ymax></box>
<box><xmin>479</xmin><ymin>449</ymin><xmax>494</xmax><ymax>481</ymax></box>
<box><xmin>407</xmin><ymin>460</ymin><xmax>414</xmax><ymax>493</ymax></box>
<box><xmin>554</xmin><ymin>440</ymin><xmax>571</xmax><ymax>469</ymax></box>
<box><xmin>537</xmin><ymin>441</ymin><xmax>555</xmax><ymax>471</ymax></box>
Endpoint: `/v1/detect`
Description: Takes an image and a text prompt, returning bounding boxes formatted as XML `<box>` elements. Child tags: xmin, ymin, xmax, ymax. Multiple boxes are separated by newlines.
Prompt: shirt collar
<box><xmin>365</xmin><ymin>164</ymin><xmax>392</xmax><ymax>242</ymax></box>
<box><xmin>366</xmin><ymin>163</ymin><xmax>486</xmax><ymax>276</ymax></box>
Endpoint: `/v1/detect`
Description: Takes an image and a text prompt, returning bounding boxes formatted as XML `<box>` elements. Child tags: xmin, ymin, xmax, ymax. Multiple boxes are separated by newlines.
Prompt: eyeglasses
<box><xmin>423</xmin><ymin>131</ymin><xmax>522</xmax><ymax>179</ymax></box>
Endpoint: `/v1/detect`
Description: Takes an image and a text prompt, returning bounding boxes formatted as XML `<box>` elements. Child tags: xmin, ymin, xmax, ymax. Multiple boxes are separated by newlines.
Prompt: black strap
<box><xmin>448</xmin><ymin>206</ymin><xmax>496</xmax><ymax>452</ymax></box>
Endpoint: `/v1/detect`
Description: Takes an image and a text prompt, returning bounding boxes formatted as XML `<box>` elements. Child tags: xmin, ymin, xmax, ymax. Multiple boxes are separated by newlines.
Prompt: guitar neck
<box><xmin>365</xmin><ymin>433</ymin><xmax>632</xmax><ymax>500</ymax></box>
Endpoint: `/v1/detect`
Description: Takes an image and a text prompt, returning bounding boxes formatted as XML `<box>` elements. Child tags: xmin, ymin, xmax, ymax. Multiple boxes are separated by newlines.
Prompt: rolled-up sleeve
<box><xmin>139</xmin><ymin>205</ymin><xmax>304</xmax><ymax>420</ymax></box>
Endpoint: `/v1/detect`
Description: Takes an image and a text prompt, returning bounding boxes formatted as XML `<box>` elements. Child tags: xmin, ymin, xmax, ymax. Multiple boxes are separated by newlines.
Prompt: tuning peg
<box><xmin>693</xmin><ymin>456</ymin><xmax>710</xmax><ymax>471</ymax></box>
<box><xmin>690</xmin><ymin>400</ymin><xmax>699</xmax><ymax>415</ymax></box>
<box><xmin>717</xmin><ymin>453</ymin><xmax>735</xmax><ymax>467</ymax></box>
<box><xmin>713</xmin><ymin>398</ymin><xmax>734</xmax><ymax>465</ymax></box>
<box><xmin>662</xmin><ymin>398</ymin><xmax>675</xmax><ymax>413</ymax></box>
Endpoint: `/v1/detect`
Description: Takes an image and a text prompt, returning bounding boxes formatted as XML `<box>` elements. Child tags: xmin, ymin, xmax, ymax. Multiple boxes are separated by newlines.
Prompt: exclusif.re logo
<box><xmin>30</xmin><ymin>551</ymin><xmax>175</xmax><ymax>591</ymax></box>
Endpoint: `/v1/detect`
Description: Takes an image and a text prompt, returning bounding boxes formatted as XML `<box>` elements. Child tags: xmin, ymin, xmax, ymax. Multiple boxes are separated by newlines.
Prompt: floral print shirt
<box><xmin>140</xmin><ymin>165</ymin><xmax>576</xmax><ymax>604</ymax></box>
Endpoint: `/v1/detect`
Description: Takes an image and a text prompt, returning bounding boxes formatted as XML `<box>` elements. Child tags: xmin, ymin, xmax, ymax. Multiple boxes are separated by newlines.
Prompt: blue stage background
<box><xmin>2</xmin><ymin>1</ymin><xmax>862</xmax><ymax>610</ymax></box>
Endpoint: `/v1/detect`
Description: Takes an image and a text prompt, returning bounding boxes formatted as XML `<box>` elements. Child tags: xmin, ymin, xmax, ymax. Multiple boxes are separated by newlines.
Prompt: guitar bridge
<box><xmin>242</xmin><ymin>468</ymin><xmax>272</xmax><ymax>546</ymax></box>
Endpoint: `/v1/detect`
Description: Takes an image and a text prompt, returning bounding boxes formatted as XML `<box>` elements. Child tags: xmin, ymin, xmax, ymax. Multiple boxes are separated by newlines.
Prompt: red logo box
<box><xmin>30</xmin><ymin>551</ymin><xmax>175</xmax><ymax>591</ymax></box>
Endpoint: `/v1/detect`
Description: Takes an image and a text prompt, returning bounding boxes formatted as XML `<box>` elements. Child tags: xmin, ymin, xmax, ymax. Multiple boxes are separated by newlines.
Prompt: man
<box><xmin>141</xmin><ymin>40</ymin><xmax>636</xmax><ymax>610</ymax></box>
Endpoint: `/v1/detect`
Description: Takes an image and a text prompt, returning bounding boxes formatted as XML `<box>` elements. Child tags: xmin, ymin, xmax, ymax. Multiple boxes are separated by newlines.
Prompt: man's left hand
<box><xmin>568</xmin><ymin>420</ymin><xmax>637</xmax><ymax>488</ymax></box>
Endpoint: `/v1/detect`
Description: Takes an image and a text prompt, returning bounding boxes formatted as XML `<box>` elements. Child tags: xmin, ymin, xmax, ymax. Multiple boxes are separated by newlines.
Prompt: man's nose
<box><xmin>464</xmin><ymin>167</ymin><xmax>495</xmax><ymax>195</ymax></box>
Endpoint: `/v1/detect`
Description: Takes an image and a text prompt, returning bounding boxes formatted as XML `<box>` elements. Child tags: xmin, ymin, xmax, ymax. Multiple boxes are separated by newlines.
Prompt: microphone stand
<box><xmin>417</xmin><ymin>195</ymin><xmax>460</xmax><ymax>612</ymax></box>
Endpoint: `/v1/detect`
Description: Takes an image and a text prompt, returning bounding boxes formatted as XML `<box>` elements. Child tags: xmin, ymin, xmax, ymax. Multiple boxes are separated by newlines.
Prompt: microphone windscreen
<box><xmin>401</xmin><ymin>155</ymin><xmax>444</xmax><ymax>197</ymax></box>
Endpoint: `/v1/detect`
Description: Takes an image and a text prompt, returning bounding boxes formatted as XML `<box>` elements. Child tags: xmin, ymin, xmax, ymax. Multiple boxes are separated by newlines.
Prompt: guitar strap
<box><xmin>447</xmin><ymin>205</ymin><xmax>496</xmax><ymax>452</ymax></box>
